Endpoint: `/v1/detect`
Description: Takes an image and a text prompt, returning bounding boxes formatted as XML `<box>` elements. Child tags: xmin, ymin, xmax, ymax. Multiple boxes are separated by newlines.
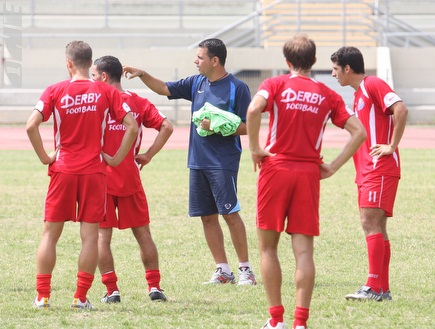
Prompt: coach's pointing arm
<box><xmin>123</xmin><ymin>66</ymin><xmax>171</xmax><ymax>97</ymax></box>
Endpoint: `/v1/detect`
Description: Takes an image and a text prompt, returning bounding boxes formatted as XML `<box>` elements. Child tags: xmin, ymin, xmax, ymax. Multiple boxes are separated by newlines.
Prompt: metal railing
<box><xmin>370</xmin><ymin>1</ymin><xmax>435</xmax><ymax>47</ymax></box>
<box><xmin>9</xmin><ymin>0</ymin><xmax>258</xmax><ymax>29</ymax></box>
<box><xmin>193</xmin><ymin>0</ymin><xmax>435</xmax><ymax>49</ymax></box>
<box><xmin>187</xmin><ymin>0</ymin><xmax>285</xmax><ymax>49</ymax></box>
<box><xmin>2</xmin><ymin>0</ymin><xmax>435</xmax><ymax>124</ymax></box>
<box><xmin>3</xmin><ymin>0</ymin><xmax>435</xmax><ymax>49</ymax></box>
<box><xmin>191</xmin><ymin>0</ymin><xmax>378</xmax><ymax>48</ymax></box>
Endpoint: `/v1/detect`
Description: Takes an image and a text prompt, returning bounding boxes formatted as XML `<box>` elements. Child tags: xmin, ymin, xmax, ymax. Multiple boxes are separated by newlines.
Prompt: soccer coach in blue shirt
<box><xmin>123</xmin><ymin>38</ymin><xmax>257</xmax><ymax>286</ymax></box>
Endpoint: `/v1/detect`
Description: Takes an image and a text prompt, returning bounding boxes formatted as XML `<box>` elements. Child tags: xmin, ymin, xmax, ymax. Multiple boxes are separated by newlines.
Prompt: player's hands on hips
<box><xmin>319</xmin><ymin>163</ymin><xmax>337</xmax><ymax>179</ymax></box>
<box><xmin>135</xmin><ymin>153</ymin><xmax>152</xmax><ymax>170</ymax></box>
<box><xmin>102</xmin><ymin>152</ymin><xmax>119</xmax><ymax>167</ymax></box>
<box><xmin>122</xmin><ymin>66</ymin><xmax>143</xmax><ymax>79</ymax></box>
<box><xmin>42</xmin><ymin>148</ymin><xmax>59</xmax><ymax>165</ymax></box>
<box><xmin>370</xmin><ymin>144</ymin><xmax>394</xmax><ymax>158</ymax></box>
<box><xmin>250</xmin><ymin>148</ymin><xmax>275</xmax><ymax>172</ymax></box>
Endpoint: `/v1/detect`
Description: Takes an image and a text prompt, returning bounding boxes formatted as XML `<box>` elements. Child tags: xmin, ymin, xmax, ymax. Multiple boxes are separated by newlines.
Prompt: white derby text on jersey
<box><xmin>281</xmin><ymin>88</ymin><xmax>325</xmax><ymax>114</ymax></box>
<box><xmin>61</xmin><ymin>93</ymin><xmax>101</xmax><ymax>114</ymax></box>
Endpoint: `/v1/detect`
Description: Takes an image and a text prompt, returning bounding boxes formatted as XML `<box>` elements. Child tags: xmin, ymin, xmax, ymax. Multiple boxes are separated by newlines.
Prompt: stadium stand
<box><xmin>1</xmin><ymin>0</ymin><xmax>434</xmax><ymax>124</ymax></box>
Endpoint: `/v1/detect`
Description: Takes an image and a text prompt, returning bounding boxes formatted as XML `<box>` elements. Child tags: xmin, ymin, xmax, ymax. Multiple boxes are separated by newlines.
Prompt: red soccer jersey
<box><xmin>103</xmin><ymin>90</ymin><xmax>166</xmax><ymax>196</ymax></box>
<box><xmin>352</xmin><ymin>76</ymin><xmax>402</xmax><ymax>185</ymax></box>
<box><xmin>35</xmin><ymin>79</ymin><xmax>131</xmax><ymax>175</ymax></box>
<box><xmin>257</xmin><ymin>74</ymin><xmax>354</xmax><ymax>164</ymax></box>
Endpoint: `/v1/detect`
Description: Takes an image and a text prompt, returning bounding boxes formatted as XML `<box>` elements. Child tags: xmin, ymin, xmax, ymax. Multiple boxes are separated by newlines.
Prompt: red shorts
<box><xmin>44</xmin><ymin>172</ymin><xmax>106</xmax><ymax>223</ymax></box>
<box><xmin>256</xmin><ymin>160</ymin><xmax>320</xmax><ymax>236</ymax></box>
<box><xmin>358</xmin><ymin>174</ymin><xmax>399</xmax><ymax>217</ymax></box>
<box><xmin>100</xmin><ymin>189</ymin><xmax>150</xmax><ymax>229</ymax></box>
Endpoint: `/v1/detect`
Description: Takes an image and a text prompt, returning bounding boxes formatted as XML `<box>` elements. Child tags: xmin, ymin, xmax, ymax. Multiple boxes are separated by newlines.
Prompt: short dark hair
<box><xmin>65</xmin><ymin>41</ymin><xmax>92</xmax><ymax>69</ymax></box>
<box><xmin>330</xmin><ymin>46</ymin><xmax>365</xmax><ymax>74</ymax></box>
<box><xmin>282</xmin><ymin>35</ymin><xmax>316</xmax><ymax>71</ymax></box>
<box><xmin>93</xmin><ymin>55</ymin><xmax>123</xmax><ymax>83</ymax></box>
<box><xmin>198</xmin><ymin>38</ymin><xmax>227</xmax><ymax>66</ymax></box>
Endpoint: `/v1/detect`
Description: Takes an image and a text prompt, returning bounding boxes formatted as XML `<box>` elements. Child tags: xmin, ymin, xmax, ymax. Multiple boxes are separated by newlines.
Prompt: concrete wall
<box><xmin>390</xmin><ymin>47</ymin><xmax>435</xmax><ymax>124</ymax></box>
<box><xmin>1</xmin><ymin>45</ymin><xmax>378</xmax><ymax>88</ymax></box>
<box><xmin>1</xmin><ymin>46</ymin><xmax>434</xmax><ymax>124</ymax></box>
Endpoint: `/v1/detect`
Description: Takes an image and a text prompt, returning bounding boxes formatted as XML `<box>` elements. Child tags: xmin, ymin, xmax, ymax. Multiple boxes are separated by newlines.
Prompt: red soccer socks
<box><xmin>269</xmin><ymin>305</ymin><xmax>285</xmax><ymax>327</ymax></box>
<box><xmin>381</xmin><ymin>240</ymin><xmax>391</xmax><ymax>293</ymax></box>
<box><xmin>146</xmin><ymin>269</ymin><xmax>161</xmax><ymax>291</ymax></box>
<box><xmin>365</xmin><ymin>233</ymin><xmax>385</xmax><ymax>293</ymax></box>
<box><xmin>102</xmin><ymin>270</ymin><xmax>119</xmax><ymax>295</ymax></box>
<box><xmin>74</xmin><ymin>271</ymin><xmax>94</xmax><ymax>302</ymax></box>
<box><xmin>293</xmin><ymin>306</ymin><xmax>309</xmax><ymax>328</ymax></box>
<box><xmin>36</xmin><ymin>274</ymin><xmax>52</xmax><ymax>300</ymax></box>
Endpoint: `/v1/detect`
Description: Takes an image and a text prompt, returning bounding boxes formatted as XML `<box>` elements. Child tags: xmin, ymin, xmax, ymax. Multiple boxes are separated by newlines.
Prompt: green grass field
<box><xmin>0</xmin><ymin>148</ymin><xmax>433</xmax><ymax>329</ymax></box>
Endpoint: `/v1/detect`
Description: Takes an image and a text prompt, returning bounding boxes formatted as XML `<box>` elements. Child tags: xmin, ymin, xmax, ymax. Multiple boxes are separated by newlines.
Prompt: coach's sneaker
<box><xmin>203</xmin><ymin>267</ymin><xmax>236</xmax><ymax>285</ymax></box>
<box><xmin>149</xmin><ymin>287</ymin><xmax>167</xmax><ymax>302</ymax></box>
<box><xmin>33</xmin><ymin>297</ymin><xmax>50</xmax><ymax>308</ymax></box>
<box><xmin>238</xmin><ymin>266</ymin><xmax>257</xmax><ymax>285</ymax></box>
<box><xmin>382</xmin><ymin>290</ymin><xmax>393</xmax><ymax>301</ymax></box>
<box><xmin>261</xmin><ymin>318</ymin><xmax>288</xmax><ymax>329</ymax></box>
<box><xmin>101</xmin><ymin>290</ymin><xmax>121</xmax><ymax>303</ymax></box>
<box><xmin>71</xmin><ymin>298</ymin><xmax>94</xmax><ymax>310</ymax></box>
<box><xmin>345</xmin><ymin>285</ymin><xmax>383</xmax><ymax>301</ymax></box>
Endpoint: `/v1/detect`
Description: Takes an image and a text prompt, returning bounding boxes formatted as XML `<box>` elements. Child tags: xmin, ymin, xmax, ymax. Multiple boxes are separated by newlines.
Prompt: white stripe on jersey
<box><xmin>54</xmin><ymin>107</ymin><xmax>62</xmax><ymax>152</ymax></box>
<box><xmin>265</xmin><ymin>101</ymin><xmax>279</xmax><ymax>152</ymax></box>
<box><xmin>369</xmin><ymin>103</ymin><xmax>379</xmax><ymax>170</ymax></box>
<box><xmin>101</xmin><ymin>108</ymin><xmax>109</xmax><ymax>148</ymax></box>
<box><xmin>135</xmin><ymin>126</ymin><xmax>142</xmax><ymax>154</ymax></box>
<box><xmin>315</xmin><ymin>111</ymin><xmax>331</xmax><ymax>151</ymax></box>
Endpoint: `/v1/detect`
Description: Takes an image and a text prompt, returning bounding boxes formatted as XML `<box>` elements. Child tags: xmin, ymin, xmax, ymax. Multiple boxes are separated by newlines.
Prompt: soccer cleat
<box><xmin>238</xmin><ymin>266</ymin><xmax>257</xmax><ymax>285</ymax></box>
<box><xmin>382</xmin><ymin>290</ymin><xmax>393</xmax><ymax>301</ymax></box>
<box><xmin>261</xmin><ymin>318</ymin><xmax>289</xmax><ymax>329</ymax></box>
<box><xmin>345</xmin><ymin>285</ymin><xmax>383</xmax><ymax>301</ymax></box>
<box><xmin>294</xmin><ymin>326</ymin><xmax>308</xmax><ymax>329</ymax></box>
<box><xmin>101</xmin><ymin>290</ymin><xmax>121</xmax><ymax>303</ymax></box>
<box><xmin>33</xmin><ymin>297</ymin><xmax>50</xmax><ymax>308</ymax></box>
<box><xmin>203</xmin><ymin>267</ymin><xmax>236</xmax><ymax>284</ymax></box>
<box><xmin>71</xmin><ymin>298</ymin><xmax>94</xmax><ymax>310</ymax></box>
<box><xmin>148</xmin><ymin>287</ymin><xmax>167</xmax><ymax>302</ymax></box>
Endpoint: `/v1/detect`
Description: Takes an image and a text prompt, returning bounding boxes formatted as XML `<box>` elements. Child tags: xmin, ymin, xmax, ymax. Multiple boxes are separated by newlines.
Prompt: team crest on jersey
<box><xmin>357</xmin><ymin>98</ymin><xmax>365</xmax><ymax>111</ymax></box>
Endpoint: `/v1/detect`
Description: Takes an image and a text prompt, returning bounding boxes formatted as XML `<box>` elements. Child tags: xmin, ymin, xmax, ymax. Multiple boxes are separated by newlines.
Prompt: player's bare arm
<box><xmin>26</xmin><ymin>110</ymin><xmax>57</xmax><ymax>165</ymax></box>
<box><xmin>247</xmin><ymin>94</ymin><xmax>274</xmax><ymax>172</ymax></box>
<box><xmin>135</xmin><ymin>119</ymin><xmax>173</xmax><ymax>170</ymax></box>
<box><xmin>320</xmin><ymin>115</ymin><xmax>366</xmax><ymax>179</ymax></box>
<box><xmin>122</xmin><ymin>65</ymin><xmax>171</xmax><ymax>96</ymax></box>
<box><xmin>370</xmin><ymin>101</ymin><xmax>408</xmax><ymax>158</ymax></box>
<box><xmin>103</xmin><ymin>112</ymin><xmax>138</xmax><ymax>167</ymax></box>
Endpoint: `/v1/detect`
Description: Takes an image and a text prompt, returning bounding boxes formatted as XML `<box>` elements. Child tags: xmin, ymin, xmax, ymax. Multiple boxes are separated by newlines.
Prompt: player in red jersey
<box><xmin>91</xmin><ymin>55</ymin><xmax>173</xmax><ymax>303</ymax></box>
<box><xmin>26</xmin><ymin>41</ymin><xmax>138</xmax><ymax>310</ymax></box>
<box><xmin>331</xmin><ymin>47</ymin><xmax>408</xmax><ymax>301</ymax></box>
<box><xmin>247</xmin><ymin>35</ymin><xmax>366</xmax><ymax>329</ymax></box>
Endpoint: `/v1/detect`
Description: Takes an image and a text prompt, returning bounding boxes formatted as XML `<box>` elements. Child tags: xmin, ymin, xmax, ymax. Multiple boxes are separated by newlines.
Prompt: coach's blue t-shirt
<box><xmin>166</xmin><ymin>74</ymin><xmax>250</xmax><ymax>172</ymax></box>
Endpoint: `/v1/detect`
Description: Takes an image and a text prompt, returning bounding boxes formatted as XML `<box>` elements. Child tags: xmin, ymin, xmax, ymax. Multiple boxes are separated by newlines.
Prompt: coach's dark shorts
<box><xmin>189</xmin><ymin>169</ymin><xmax>240</xmax><ymax>217</ymax></box>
